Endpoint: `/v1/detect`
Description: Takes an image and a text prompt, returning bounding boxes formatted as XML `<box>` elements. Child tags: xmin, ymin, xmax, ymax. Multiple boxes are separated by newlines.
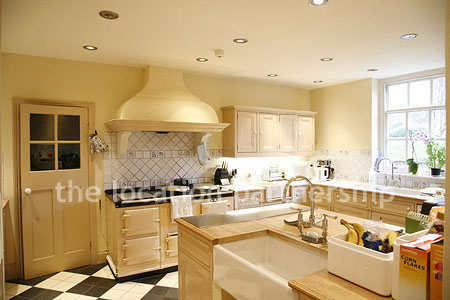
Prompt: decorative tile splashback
<box><xmin>311</xmin><ymin>149</ymin><xmax>373</xmax><ymax>182</ymax></box>
<box><xmin>103</xmin><ymin>132</ymin><xmax>222</xmax><ymax>190</ymax></box>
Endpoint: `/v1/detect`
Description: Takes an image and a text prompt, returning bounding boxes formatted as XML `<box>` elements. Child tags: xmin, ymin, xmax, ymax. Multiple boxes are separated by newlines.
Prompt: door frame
<box><xmin>14</xmin><ymin>98</ymin><xmax>97</xmax><ymax>278</ymax></box>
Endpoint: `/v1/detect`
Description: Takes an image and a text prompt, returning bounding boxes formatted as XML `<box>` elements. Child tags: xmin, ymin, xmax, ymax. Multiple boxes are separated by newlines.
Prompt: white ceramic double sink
<box><xmin>214</xmin><ymin>234</ymin><xmax>326</xmax><ymax>300</ymax></box>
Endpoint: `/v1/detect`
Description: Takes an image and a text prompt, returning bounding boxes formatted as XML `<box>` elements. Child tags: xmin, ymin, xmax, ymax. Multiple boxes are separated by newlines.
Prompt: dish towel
<box><xmin>201</xmin><ymin>200</ymin><xmax>229</xmax><ymax>215</ymax></box>
<box><xmin>171</xmin><ymin>195</ymin><xmax>193</xmax><ymax>223</ymax></box>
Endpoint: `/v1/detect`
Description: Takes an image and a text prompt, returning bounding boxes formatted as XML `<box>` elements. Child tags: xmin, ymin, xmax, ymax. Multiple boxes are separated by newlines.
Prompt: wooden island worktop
<box><xmin>175</xmin><ymin>205</ymin><xmax>394</xmax><ymax>300</ymax></box>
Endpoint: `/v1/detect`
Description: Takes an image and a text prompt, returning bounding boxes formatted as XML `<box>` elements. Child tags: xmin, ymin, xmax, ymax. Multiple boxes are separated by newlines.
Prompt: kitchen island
<box><xmin>175</xmin><ymin>204</ymin><xmax>393</xmax><ymax>300</ymax></box>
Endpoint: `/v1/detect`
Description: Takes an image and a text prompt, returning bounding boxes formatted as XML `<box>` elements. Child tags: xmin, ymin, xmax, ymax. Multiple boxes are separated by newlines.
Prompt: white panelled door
<box><xmin>259</xmin><ymin>113</ymin><xmax>279</xmax><ymax>153</ymax></box>
<box><xmin>237</xmin><ymin>111</ymin><xmax>257</xmax><ymax>153</ymax></box>
<box><xmin>279</xmin><ymin>114</ymin><xmax>297</xmax><ymax>153</ymax></box>
<box><xmin>20</xmin><ymin>103</ymin><xmax>90</xmax><ymax>279</ymax></box>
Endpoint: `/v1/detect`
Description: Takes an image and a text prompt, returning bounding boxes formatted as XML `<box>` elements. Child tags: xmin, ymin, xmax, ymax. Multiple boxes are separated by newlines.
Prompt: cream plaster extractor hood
<box><xmin>105</xmin><ymin>66</ymin><xmax>229</xmax><ymax>161</ymax></box>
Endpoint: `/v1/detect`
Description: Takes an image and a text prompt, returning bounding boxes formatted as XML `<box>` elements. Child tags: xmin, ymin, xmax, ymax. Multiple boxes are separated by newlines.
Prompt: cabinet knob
<box><xmin>336</xmin><ymin>194</ymin><xmax>340</xmax><ymax>199</ymax></box>
<box><xmin>406</xmin><ymin>207</ymin><xmax>411</xmax><ymax>211</ymax></box>
<box><xmin>24</xmin><ymin>188</ymin><xmax>32</xmax><ymax>195</ymax></box>
<box><xmin>253</xmin><ymin>131</ymin><xmax>257</xmax><ymax>134</ymax></box>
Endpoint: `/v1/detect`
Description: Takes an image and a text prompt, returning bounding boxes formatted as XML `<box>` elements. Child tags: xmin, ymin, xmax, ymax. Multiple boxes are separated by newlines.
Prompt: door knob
<box><xmin>24</xmin><ymin>188</ymin><xmax>32</xmax><ymax>195</ymax></box>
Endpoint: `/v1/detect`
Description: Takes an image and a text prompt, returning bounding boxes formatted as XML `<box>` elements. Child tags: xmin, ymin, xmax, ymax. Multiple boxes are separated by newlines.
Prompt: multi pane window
<box><xmin>384</xmin><ymin>76</ymin><xmax>446</xmax><ymax>163</ymax></box>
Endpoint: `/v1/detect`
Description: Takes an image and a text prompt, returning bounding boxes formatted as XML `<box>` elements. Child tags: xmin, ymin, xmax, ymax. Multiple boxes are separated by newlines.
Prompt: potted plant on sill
<box><xmin>425</xmin><ymin>138</ymin><xmax>445</xmax><ymax>176</ymax></box>
<box><xmin>406</xmin><ymin>130</ymin><xmax>421</xmax><ymax>175</ymax></box>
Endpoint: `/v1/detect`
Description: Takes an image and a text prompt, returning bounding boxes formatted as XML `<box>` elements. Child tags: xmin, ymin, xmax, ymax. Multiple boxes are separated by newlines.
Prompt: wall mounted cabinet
<box><xmin>221</xmin><ymin>106</ymin><xmax>316</xmax><ymax>157</ymax></box>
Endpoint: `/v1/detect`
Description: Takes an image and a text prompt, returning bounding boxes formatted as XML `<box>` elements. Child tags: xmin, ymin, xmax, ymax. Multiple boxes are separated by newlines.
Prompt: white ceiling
<box><xmin>2</xmin><ymin>0</ymin><xmax>445</xmax><ymax>89</ymax></box>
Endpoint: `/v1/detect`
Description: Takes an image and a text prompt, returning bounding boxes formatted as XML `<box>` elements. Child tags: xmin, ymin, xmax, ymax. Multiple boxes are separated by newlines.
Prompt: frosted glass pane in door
<box><xmin>30</xmin><ymin>144</ymin><xmax>55</xmax><ymax>171</ymax></box>
<box><xmin>58</xmin><ymin>115</ymin><xmax>80</xmax><ymax>141</ymax></box>
<box><xmin>30</xmin><ymin>114</ymin><xmax>54</xmax><ymax>141</ymax></box>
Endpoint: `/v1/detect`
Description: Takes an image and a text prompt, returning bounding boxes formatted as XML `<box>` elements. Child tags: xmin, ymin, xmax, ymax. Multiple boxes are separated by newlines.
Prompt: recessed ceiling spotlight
<box><xmin>99</xmin><ymin>10</ymin><xmax>119</xmax><ymax>20</ymax></box>
<box><xmin>267</xmin><ymin>74</ymin><xmax>278</xmax><ymax>77</ymax></box>
<box><xmin>233</xmin><ymin>38</ymin><xmax>248</xmax><ymax>44</ymax></box>
<box><xmin>367</xmin><ymin>68</ymin><xmax>379</xmax><ymax>72</ymax></box>
<box><xmin>400</xmin><ymin>33</ymin><xmax>418</xmax><ymax>40</ymax></box>
<box><xmin>309</xmin><ymin>0</ymin><xmax>328</xmax><ymax>6</ymax></box>
<box><xmin>313</xmin><ymin>80</ymin><xmax>323</xmax><ymax>83</ymax></box>
<box><xmin>320</xmin><ymin>57</ymin><xmax>333</xmax><ymax>62</ymax></box>
<box><xmin>196</xmin><ymin>57</ymin><xmax>208</xmax><ymax>62</ymax></box>
<box><xmin>83</xmin><ymin>45</ymin><xmax>98</xmax><ymax>51</ymax></box>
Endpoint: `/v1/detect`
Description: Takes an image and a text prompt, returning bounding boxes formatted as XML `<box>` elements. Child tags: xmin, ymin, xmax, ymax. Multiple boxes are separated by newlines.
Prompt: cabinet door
<box><xmin>371</xmin><ymin>211</ymin><xmax>405</xmax><ymax>227</ymax></box>
<box><xmin>298</xmin><ymin>116</ymin><xmax>314</xmax><ymax>153</ymax></box>
<box><xmin>179</xmin><ymin>250</ymin><xmax>212</xmax><ymax>300</ymax></box>
<box><xmin>123</xmin><ymin>236</ymin><xmax>161</xmax><ymax>266</ymax></box>
<box><xmin>237</xmin><ymin>111</ymin><xmax>257</xmax><ymax>153</ymax></box>
<box><xmin>259</xmin><ymin>113</ymin><xmax>279</xmax><ymax>152</ymax></box>
<box><xmin>334</xmin><ymin>204</ymin><xmax>369</xmax><ymax>219</ymax></box>
<box><xmin>279</xmin><ymin>114</ymin><xmax>297</xmax><ymax>153</ymax></box>
<box><xmin>122</xmin><ymin>207</ymin><xmax>160</xmax><ymax>237</ymax></box>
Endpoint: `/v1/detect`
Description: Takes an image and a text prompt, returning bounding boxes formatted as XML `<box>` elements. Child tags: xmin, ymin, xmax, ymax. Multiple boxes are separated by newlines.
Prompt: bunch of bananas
<box><xmin>340</xmin><ymin>219</ymin><xmax>365</xmax><ymax>246</ymax></box>
<box><xmin>340</xmin><ymin>219</ymin><xmax>403</xmax><ymax>253</ymax></box>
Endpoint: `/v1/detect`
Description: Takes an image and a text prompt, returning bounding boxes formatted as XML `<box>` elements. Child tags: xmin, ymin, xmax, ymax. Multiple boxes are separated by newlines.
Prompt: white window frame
<box><xmin>378</xmin><ymin>68</ymin><xmax>446</xmax><ymax>173</ymax></box>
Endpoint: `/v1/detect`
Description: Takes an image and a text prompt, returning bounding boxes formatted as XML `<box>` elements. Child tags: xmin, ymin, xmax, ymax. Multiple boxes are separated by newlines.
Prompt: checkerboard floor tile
<box><xmin>6</xmin><ymin>264</ymin><xmax>178</xmax><ymax>300</ymax></box>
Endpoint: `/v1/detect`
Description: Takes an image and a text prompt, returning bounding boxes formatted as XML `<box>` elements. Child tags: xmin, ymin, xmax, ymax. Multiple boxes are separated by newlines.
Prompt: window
<box><xmin>384</xmin><ymin>75</ymin><xmax>446</xmax><ymax>165</ymax></box>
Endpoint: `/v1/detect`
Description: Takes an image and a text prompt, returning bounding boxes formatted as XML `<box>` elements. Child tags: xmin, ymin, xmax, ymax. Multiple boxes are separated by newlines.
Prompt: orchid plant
<box><xmin>406</xmin><ymin>130</ymin><xmax>422</xmax><ymax>174</ymax></box>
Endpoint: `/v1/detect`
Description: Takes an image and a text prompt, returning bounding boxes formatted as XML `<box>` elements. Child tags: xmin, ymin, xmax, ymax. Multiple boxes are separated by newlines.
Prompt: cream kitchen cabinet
<box><xmin>259</xmin><ymin>113</ymin><xmax>279</xmax><ymax>152</ymax></box>
<box><xmin>222</xmin><ymin>105</ymin><xmax>316</xmax><ymax>157</ymax></box>
<box><xmin>279</xmin><ymin>114</ymin><xmax>297</xmax><ymax>153</ymax></box>
<box><xmin>236</xmin><ymin>111</ymin><xmax>258</xmax><ymax>153</ymax></box>
<box><xmin>298</xmin><ymin>116</ymin><xmax>315</xmax><ymax>154</ymax></box>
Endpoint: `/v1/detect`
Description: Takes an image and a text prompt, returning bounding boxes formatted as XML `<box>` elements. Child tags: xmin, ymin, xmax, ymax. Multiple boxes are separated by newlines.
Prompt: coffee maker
<box><xmin>316</xmin><ymin>160</ymin><xmax>334</xmax><ymax>180</ymax></box>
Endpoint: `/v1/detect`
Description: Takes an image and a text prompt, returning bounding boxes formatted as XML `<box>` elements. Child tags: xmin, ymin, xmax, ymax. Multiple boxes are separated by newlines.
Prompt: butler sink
<box><xmin>214</xmin><ymin>234</ymin><xmax>327</xmax><ymax>300</ymax></box>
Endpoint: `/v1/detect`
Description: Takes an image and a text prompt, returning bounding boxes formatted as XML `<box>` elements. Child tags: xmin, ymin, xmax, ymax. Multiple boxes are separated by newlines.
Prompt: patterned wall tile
<box><xmin>103</xmin><ymin>132</ymin><xmax>222</xmax><ymax>189</ymax></box>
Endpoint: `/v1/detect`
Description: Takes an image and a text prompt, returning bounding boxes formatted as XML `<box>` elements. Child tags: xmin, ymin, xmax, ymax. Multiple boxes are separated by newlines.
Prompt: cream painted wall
<box><xmin>310</xmin><ymin>78</ymin><xmax>374</xmax><ymax>150</ymax></box>
<box><xmin>1</xmin><ymin>53</ymin><xmax>144</xmax><ymax>279</ymax></box>
<box><xmin>1</xmin><ymin>53</ymin><xmax>311</xmax><ymax>279</ymax></box>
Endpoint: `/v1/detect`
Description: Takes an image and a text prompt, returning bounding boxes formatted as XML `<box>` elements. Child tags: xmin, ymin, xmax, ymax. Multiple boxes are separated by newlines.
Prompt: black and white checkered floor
<box><xmin>5</xmin><ymin>264</ymin><xmax>178</xmax><ymax>300</ymax></box>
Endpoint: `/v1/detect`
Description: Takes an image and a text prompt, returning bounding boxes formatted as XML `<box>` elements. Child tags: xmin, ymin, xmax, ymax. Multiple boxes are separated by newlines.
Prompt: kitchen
<box><xmin>0</xmin><ymin>0</ymin><xmax>449</xmax><ymax>300</ymax></box>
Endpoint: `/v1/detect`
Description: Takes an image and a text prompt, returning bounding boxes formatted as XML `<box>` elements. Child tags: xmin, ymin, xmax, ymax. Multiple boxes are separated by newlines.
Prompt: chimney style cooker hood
<box><xmin>105</xmin><ymin>66</ymin><xmax>229</xmax><ymax>161</ymax></box>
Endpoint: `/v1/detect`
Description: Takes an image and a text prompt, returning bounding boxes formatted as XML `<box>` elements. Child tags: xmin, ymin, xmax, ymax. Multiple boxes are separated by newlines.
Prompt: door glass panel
<box><xmin>387</xmin><ymin>113</ymin><xmax>406</xmax><ymax>138</ymax></box>
<box><xmin>30</xmin><ymin>144</ymin><xmax>55</xmax><ymax>171</ymax></box>
<box><xmin>58</xmin><ymin>115</ymin><xmax>80</xmax><ymax>141</ymax></box>
<box><xmin>30</xmin><ymin>114</ymin><xmax>54</xmax><ymax>141</ymax></box>
<box><xmin>58</xmin><ymin>144</ymin><xmax>80</xmax><ymax>169</ymax></box>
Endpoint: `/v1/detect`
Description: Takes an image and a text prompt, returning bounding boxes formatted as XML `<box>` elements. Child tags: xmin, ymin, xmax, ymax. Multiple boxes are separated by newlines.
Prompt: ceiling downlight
<box><xmin>320</xmin><ymin>57</ymin><xmax>333</xmax><ymax>62</ymax></box>
<box><xmin>196</xmin><ymin>57</ymin><xmax>208</xmax><ymax>62</ymax></box>
<box><xmin>400</xmin><ymin>33</ymin><xmax>418</xmax><ymax>40</ymax></box>
<box><xmin>83</xmin><ymin>45</ymin><xmax>98</xmax><ymax>51</ymax></box>
<box><xmin>99</xmin><ymin>10</ymin><xmax>119</xmax><ymax>20</ymax></box>
<box><xmin>267</xmin><ymin>74</ymin><xmax>278</xmax><ymax>77</ymax></box>
<box><xmin>233</xmin><ymin>38</ymin><xmax>248</xmax><ymax>44</ymax></box>
<box><xmin>309</xmin><ymin>0</ymin><xmax>329</xmax><ymax>6</ymax></box>
<box><xmin>313</xmin><ymin>80</ymin><xmax>323</xmax><ymax>83</ymax></box>
<box><xmin>367</xmin><ymin>68</ymin><xmax>378</xmax><ymax>72</ymax></box>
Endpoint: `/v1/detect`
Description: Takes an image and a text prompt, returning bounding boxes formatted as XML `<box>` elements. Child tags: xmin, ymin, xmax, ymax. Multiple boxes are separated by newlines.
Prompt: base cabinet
<box><xmin>178</xmin><ymin>250</ymin><xmax>212</xmax><ymax>300</ymax></box>
<box><xmin>333</xmin><ymin>204</ymin><xmax>369</xmax><ymax>219</ymax></box>
<box><xmin>106</xmin><ymin>200</ymin><xmax>178</xmax><ymax>278</ymax></box>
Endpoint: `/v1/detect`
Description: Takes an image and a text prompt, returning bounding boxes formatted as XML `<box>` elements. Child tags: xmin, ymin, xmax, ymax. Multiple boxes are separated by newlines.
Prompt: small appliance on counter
<box><xmin>291</xmin><ymin>161</ymin><xmax>314</xmax><ymax>179</ymax></box>
<box><xmin>263</xmin><ymin>167</ymin><xmax>284</xmax><ymax>182</ymax></box>
<box><xmin>214</xmin><ymin>161</ymin><xmax>232</xmax><ymax>185</ymax></box>
<box><xmin>316</xmin><ymin>159</ymin><xmax>334</xmax><ymax>181</ymax></box>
